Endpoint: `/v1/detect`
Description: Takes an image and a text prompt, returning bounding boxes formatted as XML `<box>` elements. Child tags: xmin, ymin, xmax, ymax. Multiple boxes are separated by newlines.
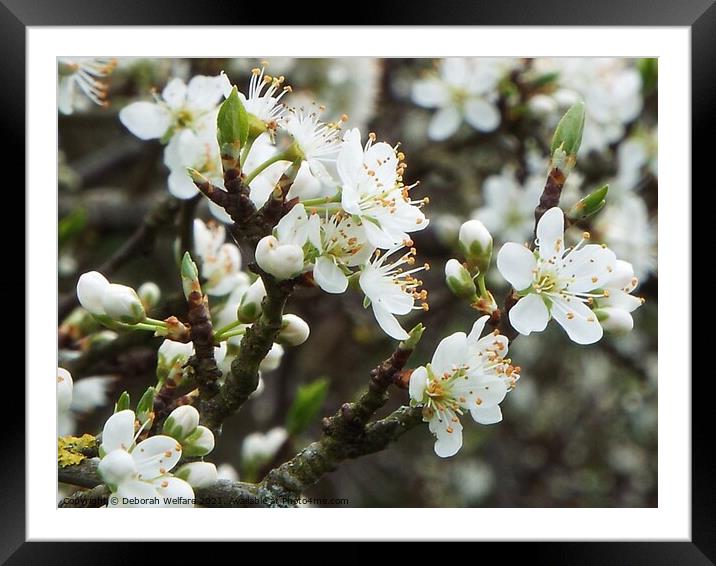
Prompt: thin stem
<box><xmin>300</xmin><ymin>193</ymin><xmax>341</xmax><ymax>207</ymax></box>
<box><xmin>244</xmin><ymin>151</ymin><xmax>290</xmax><ymax>186</ymax></box>
<box><xmin>477</xmin><ymin>274</ymin><xmax>489</xmax><ymax>298</ymax></box>
<box><xmin>213</xmin><ymin>318</ymin><xmax>244</xmax><ymax>339</ymax></box>
<box><xmin>239</xmin><ymin>136</ymin><xmax>256</xmax><ymax>168</ymax></box>
<box><xmin>144</xmin><ymin>317</ymin><xmax>168</xmax><ymax>328</ymax></box>
<box><xmin>216</xmin><ymin>327</ymin><xmax>247</xmax><ymax>341</ymax></box>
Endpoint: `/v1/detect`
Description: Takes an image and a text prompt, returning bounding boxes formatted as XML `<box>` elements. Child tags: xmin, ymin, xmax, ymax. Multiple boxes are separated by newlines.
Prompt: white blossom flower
<box><xmin>97</xmin><ymin>410</ymin><xmax>193</xmax><ymax>507</ymax></box>
<box><xmin>241</xmin><ymin>427</ymin><xmax>288</xmax><ymax>465</ymax></box>
<box><xmin>337</xmin><ymin>128</ymin><xmax>428</xmax><ymax>248</ymax></box>
<box><xmin>238</xmin><ymin>277</ymin><xmax>267</xmax><ymax>323</ymax></box>
<box><xmin>593</xmin><ymin>259</ymin><xmax>645</xmax><ymax>334</ymax></box>
<box><xmin>119</xmin><ymin>74</ymin><xmax>225</xmax><ymax>141</ymax></box>
<box><xmin>310</xmin><ymin>212</ymin><xmax>375</xmax><ymax>294</ymax></box>
<box><xmin>193</xmin><ymin>219</ymin><xmax>249</xmax><ymax>295</ymax></box>
<box><xmin>221</xmin><ymin>66</ymin><xmax>290</xmax><ymax>126</ymax></box>
<box><xmin>282</xmin><ymin>108</ymin><xmax>344</xmax><ymax>182</ymax></box>
<box><xmin>58</xmin><ymin>58</ymin><xmax>116</xmax><ymax>115</ymax></box>
<box><xmin>532</xmin><ymin>58</ymin><xmax>643</xmax><ymax>154</ymax></box>
<box><xmin>157</xmin><ymin>339</ymin><xmax>226</xmax><ymax>386</ymax></box>
<box><xmin>411</xmin><ymin>58</ymin><xmax>519</xmax><ymax>140</ymax></box>
<box><xmin>497</xmin><ymin>207</ymin><xmax>621</xmax><ymax>344</ymax></box>
<box><xmin>164</xmin><ymin>128</ymin><xmax>223</xmax><ymax>199</ymax></box>
<box><xmin>59</xmin><ymin>375</ymin><xmax>114</xmax><ymax>436</ymax></box>
<box><xmin>594</xmin><ymin>192</ymin><xmax>656</xmax><ymax>280</ymax></box>
<box><xmin>409</xmin><ymin>316</ymin><xmax>520</xmax><ymax>457</ymax></box>
<box><xmin>473</xmin><ymin>170</ymin><xmax>543</xmax><ymax>244</ymax></box>
<box><xmin>241</xmin><ymin>134</ymin><xmax>292</xmax><ymax>208</ymax></box>
<box><xmin>359</xmin><ymin>247</ymin><xmax>429</xmax><ymax>340</ymax></box>
<box><xmin>255</xmin><ymin>204</ymin><xmax>319</xmax><ymax>280</ymax></box>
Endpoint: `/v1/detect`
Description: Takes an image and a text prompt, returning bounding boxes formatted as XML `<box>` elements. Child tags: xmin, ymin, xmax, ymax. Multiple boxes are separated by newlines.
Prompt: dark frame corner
<box><xmin>7</xmin><ymin>0</ymin><xmax>710</xmax><ymax>562</ymax></box>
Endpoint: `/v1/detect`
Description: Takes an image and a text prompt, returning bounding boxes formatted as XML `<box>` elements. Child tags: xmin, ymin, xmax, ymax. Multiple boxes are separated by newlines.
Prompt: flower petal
<box><xmin>431</xmin><ymin>332</ymin><xmax>467</xmax><ymax>375</ymax></box>
<box><xmin>430</xmin><ymin>410</ymin><xmax>464</xmax><ymax>458</ymax></box>
<box><xmin>168</xmin><ymin>170</ymin><xmax>200</xmax><ymax>199</ymax></box>
<box><xmin>162</xmin><ymin>78</ymin><xmax>187</xmax><ymax>109</ymax></box>
<box><xmin>508</xmin><ymin>293</ymin><xmax>549</xmax><ymax>336</ymax></box>
<box><xmin>427</xmin><ymin>106</ymin><xmax>462</xmax><ymax>141</ymax></box>
<box><xmin>497</xmin><ymin>243</ymin><xmax>537</xmax><ymax>291</ymax></box>
<box><xmin>550</xmin><ymin>296</ymin><xmax>603</xmax><ymax>345</ymax></box>
<box><xmin>98</xmin><ymin>449</ymin><xmax>138</xmax><ymax>486</ymax></box>
<box><xmin>186</xmin><ymin>75</ymin><xmax>225</xmax><ymax>110</ymax></box>
<box><xmin>469</xmin><ymin>404</ymin><xmax>503</xmax><ymax>425</ymax></box>
<box><xmin>371</xmin><ymin>304</ymin><xmax>409</xmax><ymax>341</ymax></box>
<box><xmin>464</xmin><ymin>98</ymin><xmax>500</xmax><ymax>132</ymax></box>
<box><xmin>100</xmin><ymin>410</ymin><xmax>136</xmax><ymax>454</ymax></box>
<box><xmin>411</xmin><ymin>78</ymin><xmax>450</xmax><ymax>108</ymax></box>
<box><xmin>536</xmin><ymin>207</ymin><xmax>565</xmax><ymax>260</ymax></box>
<box><xmin>152</xmin><ymin>477</ymin><xmax>195</xmax><ymax>506</ymax></box>
<box><xmin>111</xmin><ymin>480</ymin><xmax>160</xmax><ymax>506</ymax></box>
<box><xmin>313</xmin><ymin>256</ymin><xmax>348</xmax><ymax>294</ymax></box>
<box><xmin>132</xmin><ymin>435</ymin><xmax>182</xmax><ymax>480</ymax></box>
<box><xmin>119</xmin><ymin>102</ymin><xmax>172</xmax><ymax>140</ymax></box>
<box><xmin>466</xmin><ymin>315</ymin><xmax>490</xmax><ymax>346</ymax></box>
<box><xmin>409</xmin><ymin>366</ymin><xmax>428</xmax><ymax>402</ymax></box>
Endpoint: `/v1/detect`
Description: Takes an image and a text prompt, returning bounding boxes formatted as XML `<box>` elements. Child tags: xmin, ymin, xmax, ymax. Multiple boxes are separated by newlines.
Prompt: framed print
<box><xmin>7</xmin><ymin>0</ymin><xmax>709</xmax><ymax>561</ymax></box>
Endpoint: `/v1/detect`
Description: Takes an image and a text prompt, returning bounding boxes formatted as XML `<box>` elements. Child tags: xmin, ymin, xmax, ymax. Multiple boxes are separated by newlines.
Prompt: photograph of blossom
<box><xmin>57</xmin><ymin>57</ymin><xmax>657</xmax><ymax>508</ymax></box>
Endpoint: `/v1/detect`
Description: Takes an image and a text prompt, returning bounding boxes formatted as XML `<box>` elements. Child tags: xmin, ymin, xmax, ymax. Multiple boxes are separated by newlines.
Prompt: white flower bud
<box><xmin>57</xmin><ymin>367</ymin><xmax>73</xmax><ymax>413</ymax></box>
<box><xmin>255</xmin><ymin>235</ymin><xmax>304</xmax><ymax>280</ymax></box>
<box><xmin>76</xmin><ymin>271</ymin><xmax>110</xmax><ymax>315</ymax></box>
<box><xmin>98</xmin><ymin>449</ymin><xmax>137</xmax><ymax>488</ymax></box>
<box><xmin>259</xmin><ymin>343</ymin><xmax>284</xmax><ymax>372</ymax></box>
<box><xmin>458</xmin><ymin>220</ymin><xmax>493</xmax><ymax>273</ymax></box>
<box><xmin>182</xmin><ymin>425</ymin><xmax>215</xmax><ymax>457</ymax></box>
<box><xmin>137</xmin><ymin>281</ymin><xmax>161</xmax><ymax>310</ymax></box>
<box><xmin>238</xmin><ymin>278</ymin><xmax>266</xmax><ymax>323</ymax></box>
<box><xmin>217</xmin><ymin>463</ymin><xmax>239</xmax><ymax>481</ymax></box>
<box><xmin>163</xmin><ymin>405</ymin><xmax>200</xmax><ymax>441</ymax></box>
<box><xmin>101</xmin><ymin>284</ymin><xmax>146</xmax><ymax>324</ymax></box>
<box><xmin>175</xmin><ymin>462</ymin><xmax>218</xmax><ymax>488</ymax></box>
<box><xmin>595</xmin><ymin>307</ymin><xmax>634</xmax><ymax>335</ymax></box>
<box><xmin>158</xmin><ymin>339</ymin><xmax>194</xmax><ymax>367</ymax></box>
<box><xmin>527</xmin><ymin>93</ymin><xmax>558</xmax><ymax>116</ymax></box>
<box><xmin>277</xmin><ymin>314</ymin><xmax>310</xmax><ymax>346</ymax></box>
<box><xmin>445</xmin><ymin>259</ymin><xmax>477</xmax><ymax>300</ymax></box>
<box><xmin>241</xmin><ymin>427</ymin><xmax>288</xmax><ymax>464</ymax></box>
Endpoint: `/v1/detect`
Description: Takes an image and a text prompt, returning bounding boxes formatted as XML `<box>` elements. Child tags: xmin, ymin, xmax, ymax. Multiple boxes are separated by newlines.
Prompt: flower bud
<box><xmin>567</xmin><ymin>184</ymin><xmax>608</xmax><ymax>222</ymax></box>
<box><xmin>277</xmin><ymin>314</ymin><xmax>310</xmax><ymax>346</ymax></box>
<box><xmin>551</xmin><ymin>100</ymin><xmax>585</xmax><ymax>159</ymax></box>
<box><xmin>595</xmin><ymin>308</ymin><xmax>634</xmax><ymax>335</ymax></box>
<box><xmin>137</xmin><ymin>281</ymin><xmax>161</xmax><ymax>311</ymax></box>
<box><xmin>255</xmin><ymin>236</ymin><xmax>304</xmax><ymax>280</ymax></box>
<box><xmin>445</xmin><ymin>259</ymin><xmax>478</xmax><ymax>301</ymax></box>
<box><xmin>458</xmin><ymin>220</ymin><xmax>493</xmax><ymax>273</ymax></box>
<box><xmin>101</xmin><ymin>284</ymin><xmax>145</xmax><ymax>324</ymax></box>
<box><xmin>241</xmin><ymin>427</ymin><xmax>288</xmax><ymax>464</ymax></box>
<box><xmin>238</xmin><ymin>278</ymin><xmax>266</xmax><ymax>323</ymax></box>
<box><xmin>57</xmin><ymin>367</ymin><xmax>73</xmax><ymax>413</ymax></box>
<box><xmin>98</xmin><ymin>449</ymin><xmax>137</xmax><ymax>488</ymax></box>
<box><xmin>77</xmin><ymin>271</ymin><xmax>110</xmax><ymax>315</ymax></box>
<box><xmin>175</xmin><ymin>462</ymin><xmax>218</xmax><ymax>488</ymax></box>
<box><xmin>181</xmin><ymin>252</ymin><xmax>201</xmax><ymax>300</ymax></box>
<box><xmin>158</xmin><ymin>339</ymin><xmax>194</xmax><ymax>367</ymax></box>
<box><xmin>259</xmin><ymin>342</ymin><xmax>284</xmax><ymax>372</ymax></box>
<box><xmin>163</xmin><ymin>405</ymin><xmax>200</xmax><ymax>441</ymax></box>
<box><xmin>182</xmin><ymin>425</ymin><xmax>215</xmax><ymax>457</ymax></box>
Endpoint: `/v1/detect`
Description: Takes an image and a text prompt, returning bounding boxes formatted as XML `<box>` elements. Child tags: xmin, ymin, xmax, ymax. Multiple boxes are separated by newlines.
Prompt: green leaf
<box><xmin>638</xmin><ymin>58</ymin><xmax>658</xmax><ymax>96</ymax></box>
<box><xmin>59</xmin><ymin>208</ymin><xmax>87</xmax><ymax>247</ymax></box>
<box><xmin>114</xmin><ymin>391</ymin><xmax>130</xmax><ymax>413</ymax></box>
<box><xmin>532</xmin><ymin>71</ymin><xmax>560</xmax><ymax>88</ymax></box>
<box><xmin>217</xmin><ymin>86</ymin><xmax>248</xmax><ymax>150</ymax></box>
<box><xmin>286</xmin><ymin>378</ymin><xmax>330</xmax><ymax>436</ymax></box>
<box><xmin>551</xmin><ymin>100</ymin><xmax>586</xmax><ymax>158</ymax></box>
<box><xmin>180</xmin><ymin>251</ymin><xmax>200</xmax><ymax>299</ymax></box>
<box><xmin>136</xmin><ymin>387</ymin><xmax>156</xmax><ymax>425</ymax></box>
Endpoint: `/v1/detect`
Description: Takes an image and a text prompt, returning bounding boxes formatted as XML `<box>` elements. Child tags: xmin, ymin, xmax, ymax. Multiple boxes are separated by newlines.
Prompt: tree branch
<box><xmin>257</xmin><ymin>343</ymin><xmax>422</xmax><ymax>505</ymax></box>
<box><xmin>199</xmin><ymin>269</ymin><xmax>295</xmax><ymax>432</ymax></box>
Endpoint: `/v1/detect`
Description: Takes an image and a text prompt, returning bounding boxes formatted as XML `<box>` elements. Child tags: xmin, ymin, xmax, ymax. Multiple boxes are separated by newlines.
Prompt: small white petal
<box><xmin>57</xmin><ymin>367</ymin><xmax>74</xmax><ymax>413</ymax></box>
<box><xmin>412</xmin><ymin>78</ymin><xmax>450</xmax><ymax>108</ymax></box>
<box><xmin>427</xmin><ymin>106</ymin><xmax>462</xmax><ymax>141</ymax></box>
<box><xmin>119</xmin><ymin>102</ymin><xmax>172</xmax><ymax>140</ymax></box>
<box><xmin>313</xmin><ymin>256</ymin><xmax>348</xmax><ymax>294</ymax></box>
<box><xmin>153</xmin><ymin>477</ymin><xmax>195</xmax><ymax>506</ymax></box>
<box><xmin>497</xmin><ymin>243</ymin><xmax>537</xmax><ymax>291</ymax></box>
<box><xmin>464</xmin><ymin>98</ymin><xmax>500</xmax><ymax>132</ymax></box>
<box><xmin>168</xmin><ymin>170</ymin><xmax>200</xmax><ymax>199</ymax></box>
<box><xmin>536</xmin><ymin>207</ymin><xmax>565</xmax><ymax>260</ymax></box>
<box><xmin>408</xmin><ymin>366</ymin><xmax>428</xmax><ymax>402</ymax></box>
<box><xmin>371</xmin><ymin>304</ymin><xmax>409</xmax><ymax>341</ymax></box>
<box><xmin>132</xmin><ymin>435</ymin><xmax>182</xmax><ymax>480</ymax></box>
<box><xmin>470</xmin><ymin>404</ymin><xmax>503</xmax><ymax>425</ymax></box>
<box><xmin>98</xmin><ymin>449</ymin><xmax>137</xmax><ymax>486</ymax></box>
<box><xmin>162</xmin><ymin>78</ymin><xmax>187</xmax><ymax>109</ymax></box>
<box><xmin>431</xmin><ymin>332</ymin><xmax>468</xmax><ymax>375</ymax></box>
<box><xmin>508</xmin><ymin>293</ymin><xmax>549</xmax><ymax>336</ymax></box>
<box><xmin>551</xmin><ymin>296</ymin><xmax>603</xmax><ymax>345</ymax></box>
<box><xmin>101</xmin><ymin>410</ymin><xmax>136</xmax><ymax>454</ymax></box>
<box><xmin>111</xmin><ymin>480</ymin><xmax>160</xmax><ymax>506</ymax></box>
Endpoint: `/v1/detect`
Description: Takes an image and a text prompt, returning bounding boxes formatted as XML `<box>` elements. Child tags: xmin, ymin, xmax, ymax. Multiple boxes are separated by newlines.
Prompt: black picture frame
<box><xmin>7</xmin><ymin>0</ymin><xmax>707</xmax><ymax>561</ymax></box>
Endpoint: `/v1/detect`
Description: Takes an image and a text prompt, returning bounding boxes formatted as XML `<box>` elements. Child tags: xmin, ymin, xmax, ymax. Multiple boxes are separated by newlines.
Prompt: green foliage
<box><xmin>286</xmin><ymin>378</ymin><xmax>330</xmax><ymax>435</ymax></box>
